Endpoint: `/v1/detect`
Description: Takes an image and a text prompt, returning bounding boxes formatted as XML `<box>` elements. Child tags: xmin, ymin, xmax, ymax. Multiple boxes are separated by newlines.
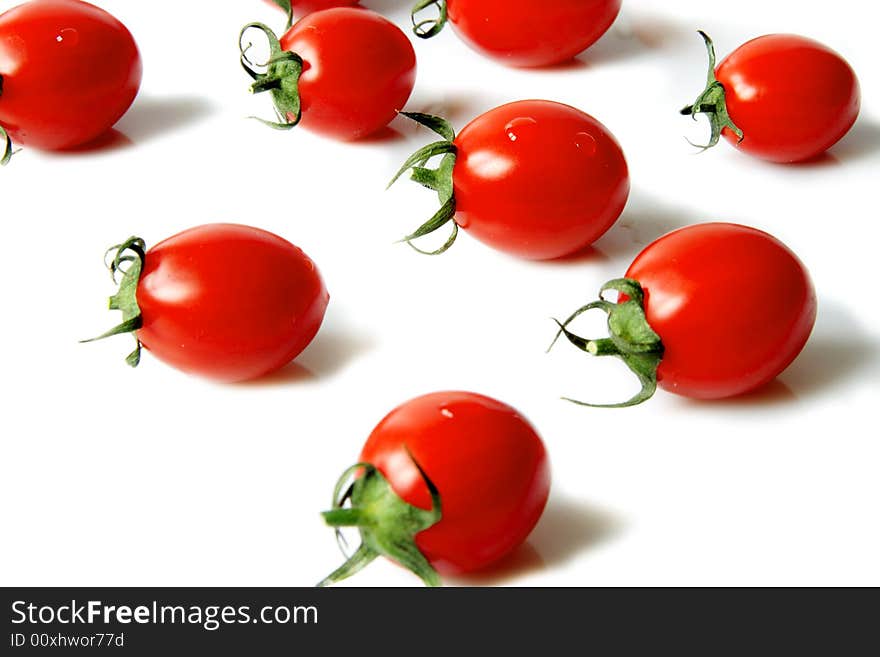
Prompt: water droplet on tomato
<box><xmin>440</xmin><ymin>408</ymin><xmax>454</xmax><ymax>419</ymax></box>
<box><xmin>574</xmin><ymin>131</ymin><xmax>597</xmax><ymax>155</ymax></box>
<box><xmin>55</xmin><ymin>28</ymin><xmax>79</xmax><ymax>47</ymax></box>
<box><xmin>504</xmin><ymin>116</ymin><xmax>537</xmax><ymax>142</ymax></box>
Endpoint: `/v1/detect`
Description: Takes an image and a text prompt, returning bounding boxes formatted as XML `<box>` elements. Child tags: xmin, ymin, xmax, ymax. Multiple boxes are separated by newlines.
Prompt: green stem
<box><xmin>550</xmin><ymin>278</ymin><xmax>664</xmax><ymax>408</ymax></box>
<box><xmin>586</xmin><ymin>337</ymin><xmax>620</xmax><ymax>357</ymax></box>
<box><xmin>387</xmin><ymin>140</ymin><xmax>457</xmax><ymax>189</ymax></box>
<box><xmin>389</xmin><ymin>112</ymin><xmax>461</xmax><ymax>255</ymax></box>
<box><xmin>270</xmin><ymin>0</ymin><xmax>294</xmax><ymax>30</ymax></box>
<box><xmin>681</xmin><ymin>31</ymin><xmax>744</xmax><ymax>151</ymax></box>
<box><xmin>239</xmin><ymin>22</ymin><xmax>303</xmax><ymax>130</ymax></box>
<box><xmin>316</xmin><ymin>545</ymin><xmax>377</xmax><ymax>588</ymax></box>
<box><xmin>318</xmin><ymin>454</ymin><xmax>443</xmax><ymax>587</ymax></box>
<box><xmin>397</xmin><ymin>196</ymin><xmax>456</xmax><ymax>244</ymax></box>
<box><xmin>250</xmin><ymin>76</ymin><xmax>283</xmax><ymax>93</ymax></box>
<box><xmin>680</xmin><ymin>104</ymin><xmax>718</xmax><ymax>115</ymax></box>
<box><xmin>320</xmin><ymin>508</ymin><xmax>367</xmax><ymax>526</ymax></box>
<box><xmin>411</xmin><ymin>0</ymin><xmax>448</xmax><ymax>39</ymax></box>
<box><xmin>80</xmin><ymin>237</ymin><xmax>146</xmax><ymax>367</ymax></box>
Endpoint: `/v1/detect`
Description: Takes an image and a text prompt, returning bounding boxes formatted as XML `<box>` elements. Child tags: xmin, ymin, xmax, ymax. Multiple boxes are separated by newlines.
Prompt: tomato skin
<box><xmin>279</xmin><ymin>8</ymin><xmax>416</xmax><ymax>140</ymax></box>
<box><xmin>452</xmin><ymin>100</ymin><xmax>629</xmax><ymax>260</ymax></box>
<box><xmin>291</xmin><ymin>0</ymin><xmax>359</xmax><ymax>15</ymax></box>
<box><xmin>626</xmin><ymin>223</ymin><xmax>816</xmax><ymax>399</ymax></box>
<box><xmin>135</xmin><ymin>224</ymin><xmax>329</xmax><ymax>383</ymax></box>
<box><xmin>359</xmin><ymin>391</ymin><xmax>551</xmax><ymax>574</ymax></box>
<box><xmin>0</xmin><ymin>0</ymin><xmax>141</xmax><ymax>150</ymax></box>
<box><xmin>716</xmin><ymin>34</ymin><xmax>860</xmax><ymax>162</ymax></box>
<box><xmin>446</xmin><ymin>0</ymin><xmax>620</xmax><ymax>67</ymax></box>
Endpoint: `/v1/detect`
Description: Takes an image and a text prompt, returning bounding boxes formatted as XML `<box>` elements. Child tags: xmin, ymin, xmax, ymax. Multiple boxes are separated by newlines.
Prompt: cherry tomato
<box><xmin>391</xmin><ymin>100</ymin><xmax>629</xmax><ymax>259</ymax></box>
<box><xmin>553</xmin><ymin>223</ymin><xmax>816</xmax><ymax>406</ymax></box>
<box><xmin>320</xmin><ymin>391</ymin><xmax>551</xmax><ymax>585</ymax></box>
<box><xmin>0</xmin><ymin>0</ymin><xmax>141</xmax><ymax>152</ymax></box>
<box><xmin>684</xmin><ymin>32</ymin><xmax>859</xmax><ymax>162</ymax></box>
<box><xmin>241</xmin><ymin>8</ymin><xmax>416</xmax><ymax>140</ymax></box>
<box><xmin>413</xmin><ymin>0</ymin><xmax>621</xmax><ymax>67</ymax></box>
<box><xmin>88</xmin><ymin>224</ymin><xmax>329</xmax><ymax>383</ymax></box>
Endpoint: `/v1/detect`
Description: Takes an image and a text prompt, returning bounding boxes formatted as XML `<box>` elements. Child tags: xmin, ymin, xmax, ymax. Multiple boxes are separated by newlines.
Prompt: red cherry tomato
<box><xmin>627</xmin><ymin>223</ymin><xmax>816</xmax><ymax>398</ymax></box>
<box><xmin>455</xmin><ymin>101</ymin><xmax>628</xmax><ymax>259</ymax></box>
<box><xmin>320</xmin><ymin>391</ymin><xmax>551</xmax><ymax>585</ymax></box>
<box><xmin>684</xmin><ymin>33</ymin><xmax>859</xmax><ymax>162</ymax></box>
<box><xmin>553</xmin><ymin>223</ymin><xmax>816</xmax><ymax>406</ymax></box>
<box><xmin>241</xmin><ymin>8</ymin><xmax>416</xmax><ymax>140</ymax></box>
<box><xmin>0</xmin><ymin>0</ymin><xmax>141</xmax><ymax>152</ymax></box>
<box><xmin>392</xmin><ymin>100</ymin><xmax>629</xmax><ymax>259</ymax></box>
<box><xmin>89</xmin><ymin>224</ymin><xmax>329</xmax><ymax>383</ymax></box>
<box><xmin>414</xmin><ymin>0</ymin><xmax>621</xmax><ymax>67</ymax></box>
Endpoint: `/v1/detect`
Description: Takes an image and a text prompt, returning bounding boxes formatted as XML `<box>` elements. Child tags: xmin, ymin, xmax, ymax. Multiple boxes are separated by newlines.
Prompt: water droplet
<box><xmin>55</xmin><ymin>28</ymin><xmax>79</xmax><ymax>47</ymax></box>
<box><xmin>440</xmin><ymin>408</ymin><xmax>454</xmax><ymax>419</ymax></box>
<box><xmin>574</xmin><ymin>131</ymin><xmax>597</xmax><ymax>155</ymax></box>
<box><xmin>504</xmin><ymin>116</ymin><xmax>537</xmax><ymax>142</ymax></box>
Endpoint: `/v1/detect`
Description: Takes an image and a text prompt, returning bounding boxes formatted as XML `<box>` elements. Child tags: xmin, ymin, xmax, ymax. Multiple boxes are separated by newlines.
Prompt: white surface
<box><xmin>1</xmin><ymin>0</ymin><xmax>879</xmax><ymax>587</ymax></box>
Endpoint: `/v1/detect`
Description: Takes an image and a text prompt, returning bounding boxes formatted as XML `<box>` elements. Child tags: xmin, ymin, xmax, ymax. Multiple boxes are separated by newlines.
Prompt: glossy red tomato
<box><xmin>627</xmin><ymin>223</ymin><xmax>816</xmax><ymax>398</ymax></box>
<box><xmin>93</xmin><ymin>224</ymin><xmax>328</xmax><ymax>382</ymax></box>
<box><xmin>689</xmin><ymin>33</ymin><xmax>859</xmax><ymax>162</ymax></box>
<box><xmin>362</xmin><ymin>392</ymin><xmax>550</xmax><ymax>574</ymax></box>
<box><xmin>320</xmin><ymin>392</ymin><xmax>550</xmax><ymax>585</ymax></box>
<box><xmin>427</xmin><ymin>0</ymin><xmax>620</xmax><ymax>67</ymax></box>
<box><xmin>453</xmin><ymin>100</ymin><xmax>629</xmax><ymax>259</ymax></box>
<box><xmin>553</xmin><ymin>223</ymin><xmax>816</xmax><ymax>406</ymax></box>
<box><xmin>245</xmin><ymin>8</ymin><xmax>416</xmax><ymax>140</ymax></box>
<box><xmin>0</xmin><ymin>0</ymin><xmax>141</xmax><ymax>150</ymax></box>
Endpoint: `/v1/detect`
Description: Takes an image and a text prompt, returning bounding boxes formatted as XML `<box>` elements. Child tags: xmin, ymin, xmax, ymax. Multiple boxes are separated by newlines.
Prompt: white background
<box><xmin>1</xmin><ymin>0</ymin><xmax>879</xmax><ymax>587</ymax></box>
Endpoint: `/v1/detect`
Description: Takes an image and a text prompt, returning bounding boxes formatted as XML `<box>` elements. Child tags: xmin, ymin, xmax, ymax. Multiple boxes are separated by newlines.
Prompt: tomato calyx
<box><xmin>550</xmin><ymin>278</ymin><xmax>664</xmax><ymax>408</ymax></box>
<box><xmin>239</xmin><ymin>23</ymin><xmax>304</xmax><ymax>130</ymax></box>
<box><xmin>319</xmin><ymin>454</ymin><xmax>443</xmax><ymax>587</ymax></box>
<box><xmin>80</xmin><ymin>237</ymin><xmax>146</xmax><ymax>367</ymax></box>
<box><xmin>411</xmin><ymin>0</ymin><xmax>448</xmax><ymax>39</ymax></box>
<box><xmin>681</xmin><ymin>31</ymin><xmax>744</xmax><ymax>151</ymax></box>
<box><xmin>270</xmin><ymin>0</ymin><xmax>294</xmax><ymax>30</ymax></box>
<box><xmin>388</xmin><ymin>112</ymin><xmax>459</xmax><ymax>254</ymax></box>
